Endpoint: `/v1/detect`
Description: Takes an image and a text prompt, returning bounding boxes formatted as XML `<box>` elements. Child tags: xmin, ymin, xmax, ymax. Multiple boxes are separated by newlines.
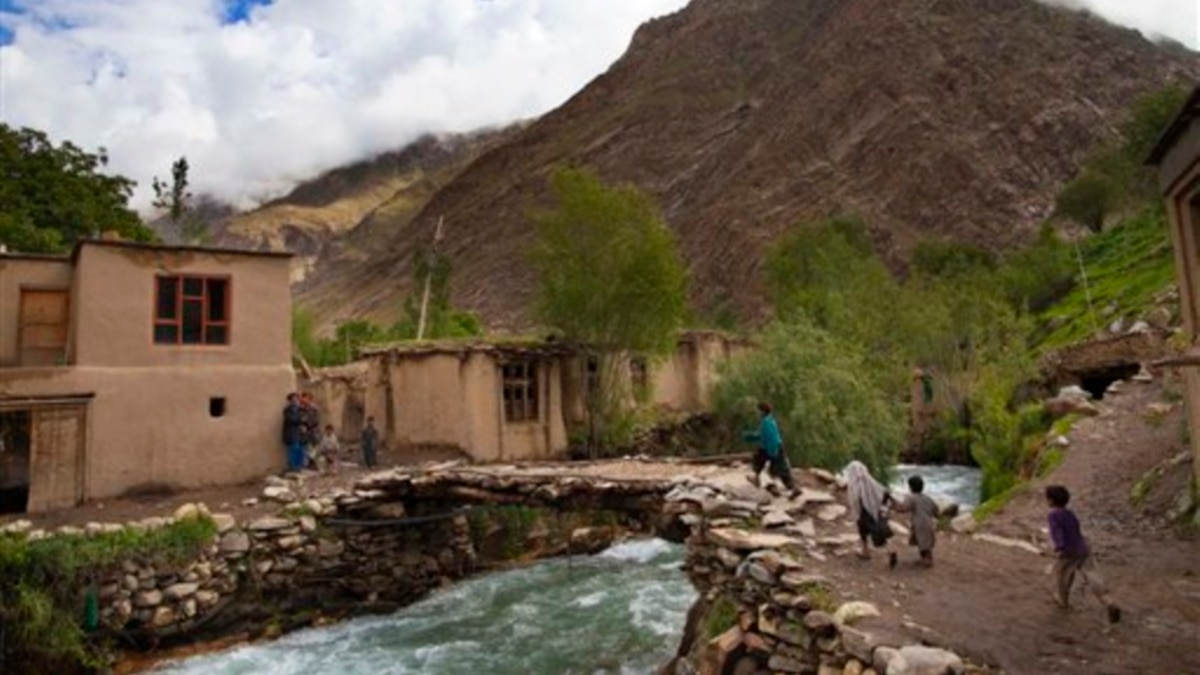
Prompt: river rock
<box><xmin>263</xmin><ymin>486</ymin><xmax>297</xmax><ymax>503</ymax></box>
<box><xmin>264</xmin><ymin>475</ymin><xmax>290</xmax><ymax>488</ymax></box>
<box><xmin>220</xmin><ymin>530</ymin><xmax>251</xmax><ymax>553</ymax></box>
<box><xmin>834</xmin><ymin>601</ymin><xmax>880</xmax><ymax>626</ymax></box>
<box><xmin>211</xmin><ymin>513</ymin><xmax>237</xmax><ymax>533</ymax></box>
<box><xmin>759</xmin><ymin>606</ymin><xmax>810</xmax><ymax>647</ymax></box>
<box><xmin>843</xmin><ymin>659</ymin><xmax>865</xmax><ymax>675</ymax></box>
<box><xmin>164</xmin><ymin>583</ymin><xmax>199</xmax><ymax>601</ymax></box>
<box><xmin>973</xmin><ymin>533</ymin><xmax>1042</xmax><ymax>555</ymax></box>
<box><xmin>815</xmin><ymin>504</ymin><xmax>848</xmax><ymax>522</ymax></box>
<box><xmin>763</xmin><ymin>510</ymin><xmax>795</xmax><ymax>528</ymax></box>
<box><xmin>802</xmin><ymin>610</ymin><xmax>837</xmax><ymax>636</ymax></box>
<box><xmin>299</xmin><ymin>515</ymin><xmax>318</xmax><ymax>533</ymax></box>
<box><xmin>173</xmin><ymin>502</ymin><xmax>206</xmax><ymax>521</ymax></box>
<box><xmin>195</xmin><ymin>590</ymin><xmax>220</xmax><ymax>608</ymax></box>
<box><xmin>889</xmin><ymin>646</ymin><xmax>964</xmax><ymax>675</ymax></box>
<box><xmin>949</xmin><ymin>513</ymin><xmax>977</xmax><ymax>534</ymax></box>
<box><xmin>122</xmin><ymin>574</ymin><xmax>139</xmax><ymax>591</ymax></box>
<box><xmin>150</xmin><ymin>606</ymin><xmax>177</xmax><ymax>628</ymax></box>
<box><xmin>2</xmin><ymin>519</ymin><xmax>32</xmax><ymax>534</ymax></box>
<box><xmin>570</xmin><ymin>527</ymin><xmax>615</xmax><ymax>554</ymax></box>
<box><xmin>276</xmin><ymin>535</ymin><xmax>304</xmax><ymax>550</ymax></box>
<box><xmin>318</xmin><ymin>538</ymin><xmax>345</xmax><ymax>558</ymax></box>
<box><xmin>134</xmin><ymin>590</ymin><xmax>162</xmax><ymax>608</ymax></box>
<box><xmin>742</xmin><ymin>561</ymin><xmax>777</xmax><ymax>585</ymax></box>
<box><xmin>708</xmin><ymin>528</ymin><xmax>799</xmax><ymax>551</ymax></box>
<box><xmin>873</xmin><ymin>646</ymin><xmax>900</xmax><ymax>673</ymax></box>
<box><xmin>703</xmin><ymin>498</ymin><xmax>761</xmax><ymax>519</ymax></box>
<box><xmin>768</xmin><ymin>654</ymin><xmax>809</xmax><ymax>673</ymax></box>
<box><xmin>247</xmin><ymin>516</ymin><xmax>291</xmax><ymax>531</ymax></box>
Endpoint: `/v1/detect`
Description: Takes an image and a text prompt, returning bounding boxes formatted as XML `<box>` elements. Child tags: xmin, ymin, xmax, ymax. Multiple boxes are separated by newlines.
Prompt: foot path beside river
<box><xmin>2</xmin><ymin>382</ymin><xmax>1196</xmax><ymax>674</ymax></box>
<box><xmin>800</xmin><ymin>379</ymin><xmax>1200</xmax><ymax>675</ymax></box>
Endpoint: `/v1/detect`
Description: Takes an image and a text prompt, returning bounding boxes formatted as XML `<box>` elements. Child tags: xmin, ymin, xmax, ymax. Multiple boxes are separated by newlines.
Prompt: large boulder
<box><xmin>888</xmin><ymin>646</ymin><xmax>964</xmax><ymax>675</ymax></box>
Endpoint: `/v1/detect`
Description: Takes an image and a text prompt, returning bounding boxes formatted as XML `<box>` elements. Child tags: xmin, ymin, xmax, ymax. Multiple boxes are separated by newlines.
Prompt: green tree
<box><xmin>531</xmin><ymin>166</ymin><xmax>688</xmax><ymax>450</ymax></box>
<box><xmin>712</xmin><ymin>319</ymin><xmax>903</xmax><ymax>478</ymax></box>
<box><xmin>0</xmin><ymin>124</ymin><xmax>153</xmax><ymax>253</ymax></box>
<box><xmin>390</xmin><ymin>248</ymin><xmax>482</xmax><ymax>341</ymax></box>
<box><xmin>152</xmin><ymin>156</ymin><xmax>209</xmax><ymax>244</ymax></box>
<box><xmin>1054</xmin><ymin>171</ymin><xmax>1118</xmax><ymax>233</ymax></box>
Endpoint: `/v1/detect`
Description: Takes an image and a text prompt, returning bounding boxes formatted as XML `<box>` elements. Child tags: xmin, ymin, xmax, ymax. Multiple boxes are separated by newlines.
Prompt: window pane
<box><xmin>156</xmin><ymin>277</ymin><xmax>177</xmax><ymax>320</ymax></box>
<box><xmin>205</xmin><ymin>325</ymin><xmax>228</xmax><ymax>345</ymax></box>
<box><xmin>154</xmin><ymin>324</ymin><xmax>178</xmax><ymax>344</ymax></box>
<box><xmin>183</xmin><ymin>277</ymin><xmax>204</xmax><ymax>296</ymax></box>
<box><xmin>207</xmin><ymin>279</ymin><xmax>227</xmax><ymax>321</ymax></box>
<box><xmin>182</xmin><ymin>300</ymin><xmax>203</xmax><ymax>344</ymax></box>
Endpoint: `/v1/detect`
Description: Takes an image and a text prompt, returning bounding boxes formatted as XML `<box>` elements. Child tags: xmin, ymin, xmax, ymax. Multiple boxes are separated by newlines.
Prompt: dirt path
<box><xmin>805</xmin><ymin>379</ymin><xmax>1200</xmax><ymax>675</ymax></box>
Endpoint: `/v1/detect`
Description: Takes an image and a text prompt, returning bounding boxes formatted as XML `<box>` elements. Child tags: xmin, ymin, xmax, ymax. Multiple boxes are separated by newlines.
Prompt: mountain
<box><xmin>193</xmin><ymin>127</ymin><xmax>520</xmax><ymax>322</ymax></box>
<box><xmin>304</xmin><ymin>0</ymin><xmax>1200</xmax><ymax>330</ymax></box>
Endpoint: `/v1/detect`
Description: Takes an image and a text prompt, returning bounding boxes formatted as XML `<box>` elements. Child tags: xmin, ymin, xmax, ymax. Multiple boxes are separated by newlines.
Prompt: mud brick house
<box><xmin>0</xmin><ymin>240</ymin><xmax>294</xmax><ymax>513</ymax></box>
<box><xmin>309</xmin><ymin>331</ymin><xmax>748</xmax><ymax>462</ymax></box>
<box><xmin>1149</xmin><ymin>86</ymin><xmax>1200</xmax><ymax>486</ymax></box>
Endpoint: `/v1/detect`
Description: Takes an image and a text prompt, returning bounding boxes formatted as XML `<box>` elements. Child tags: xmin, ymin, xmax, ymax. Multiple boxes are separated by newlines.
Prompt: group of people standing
<box><xmin>281</xmin><ymin>393</ymin><xmax>381</xmax><ymax>474</ymax></box>
<box><xmin>744</xmin><ymin>401</ymin><xmax>1120</xmax><ymax>624</ymax></box>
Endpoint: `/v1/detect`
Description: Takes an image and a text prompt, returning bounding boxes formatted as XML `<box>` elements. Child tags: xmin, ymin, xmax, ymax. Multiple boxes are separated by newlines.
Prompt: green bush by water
<box><xmin>0</xmin><ymin>515</ymin><xmax>217</xmax><ymax>668</ymax></box>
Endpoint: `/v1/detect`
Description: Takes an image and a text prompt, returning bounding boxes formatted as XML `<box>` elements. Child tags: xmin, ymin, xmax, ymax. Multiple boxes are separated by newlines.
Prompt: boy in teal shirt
<box><xmin>742</xmin><ymin>402</ymin><xmax>798</xmax><ymax>495</ymax></box>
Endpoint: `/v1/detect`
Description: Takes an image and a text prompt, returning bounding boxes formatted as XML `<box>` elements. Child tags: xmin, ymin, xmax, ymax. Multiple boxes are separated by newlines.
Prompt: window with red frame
<box><xmin>154</xmin><ymin>276</ymin><xmax>230</xmax><ymax>345</ymax></box>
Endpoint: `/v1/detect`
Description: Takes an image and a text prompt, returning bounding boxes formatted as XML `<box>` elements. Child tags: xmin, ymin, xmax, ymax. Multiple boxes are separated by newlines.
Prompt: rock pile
<box><xmin>661</xmin><ymin>471</ymin><xmax>980</xmax><ymax>675</ymax></box>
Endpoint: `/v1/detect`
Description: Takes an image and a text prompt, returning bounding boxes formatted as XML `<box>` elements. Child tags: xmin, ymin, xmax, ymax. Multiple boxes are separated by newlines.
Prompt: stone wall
<box><xmin>84</xmin><ymin>493</ymin><xmax>475</xmax><ymax>638</ymax></box>
<box><xmin>659</xmin><ymin>474</ymin><xmax>980</xmax><ymax>675</ymax></box>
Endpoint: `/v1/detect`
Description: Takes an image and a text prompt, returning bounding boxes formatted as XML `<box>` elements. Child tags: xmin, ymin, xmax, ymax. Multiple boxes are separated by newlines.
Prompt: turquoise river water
<box><xmin>151</xmin><ymin>465</ymin><xmax>981</xmax><ymax>675</ymax></box>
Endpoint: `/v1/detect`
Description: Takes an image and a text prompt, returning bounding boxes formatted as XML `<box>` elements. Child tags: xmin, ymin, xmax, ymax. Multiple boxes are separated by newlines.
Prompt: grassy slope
<box><xmin>1036</xmin><ymin>208</ymin><xmax>1176</xmax><ymax>350</ymax></box>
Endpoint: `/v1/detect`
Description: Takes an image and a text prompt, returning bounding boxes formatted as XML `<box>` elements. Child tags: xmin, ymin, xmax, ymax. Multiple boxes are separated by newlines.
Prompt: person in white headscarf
<box><xmin>845</xmin><ymin>460</ymin><xmax>896</xmax><ymax>567</ymax></box>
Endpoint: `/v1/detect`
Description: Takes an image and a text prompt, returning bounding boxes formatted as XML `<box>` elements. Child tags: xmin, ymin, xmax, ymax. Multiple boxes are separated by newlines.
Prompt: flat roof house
<box><xmin>0</xmin><ymin>240</ymin><xmax>294</xmax><ymax>513</ymax></box>
<box><xmin>1148</xmin><ymin>86</ymin><xmax>1200</xmax><ymax>489</ymax></box>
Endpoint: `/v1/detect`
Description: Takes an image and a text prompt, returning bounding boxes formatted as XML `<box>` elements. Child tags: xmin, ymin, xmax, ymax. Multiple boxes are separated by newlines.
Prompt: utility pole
<box><xmin>416</xmin><ymin>216</ymin><xmax>445</xmax><ymax>341</ymax></box>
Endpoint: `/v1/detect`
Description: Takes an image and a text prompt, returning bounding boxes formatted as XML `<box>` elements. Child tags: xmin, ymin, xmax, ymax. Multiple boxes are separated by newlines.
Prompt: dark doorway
<box><xmin>0</xmin><ymin>411</ymin><xmax>32</xmax><ymax>514</ymax></box>
<box><xmin>1079</xmin><ymin>363</ymin><xmax>1142</xmax><ymax>400</ymax></box>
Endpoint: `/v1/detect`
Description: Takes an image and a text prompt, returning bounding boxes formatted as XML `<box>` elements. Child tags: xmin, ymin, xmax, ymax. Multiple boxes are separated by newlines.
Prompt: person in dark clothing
<box><xmin>741</xmin><ymin>402</ymin><xmax>798</xmax><ymax>495</ymax></box>
<box><xmin>361</xmin><ymin>416</ymin><xmax>379</xmax><ymax>469</ymax></box>
<box><xmin>299</xmin><ymin>392</ymin><xmax>321</xmax><ymax>470</ymax></box>
<box><xmin>281</xmin><ymin>393</ymin><xmax>305</xmax><ymax>472</ymax></box>
<box><xmin>1046</xmin><ymin>485</ymin><xmax>1120</xmax><ymax>623</ymax></box>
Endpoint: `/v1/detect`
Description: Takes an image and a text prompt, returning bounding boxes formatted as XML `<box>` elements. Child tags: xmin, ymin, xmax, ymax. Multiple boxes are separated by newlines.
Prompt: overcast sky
<box><xmin>0</xmin><ymin>0</ymin><xmax>1195</xmax><ymax>211</ymax></box>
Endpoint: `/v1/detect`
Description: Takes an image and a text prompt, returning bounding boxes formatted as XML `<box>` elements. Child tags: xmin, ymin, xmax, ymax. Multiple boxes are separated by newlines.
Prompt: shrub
<box><xmin>0</xmin><ymin>516</ymin><xmax>217</xmax><ymax>668</ymax></box>
<box><xmin>712</xmin><ymin>319</ymin><xmax>903</xmax><ymax>478</ymax></box>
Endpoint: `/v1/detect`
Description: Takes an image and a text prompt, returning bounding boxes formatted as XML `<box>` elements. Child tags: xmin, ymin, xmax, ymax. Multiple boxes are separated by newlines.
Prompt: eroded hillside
<box><xmin>297</xmin><ymin>0</ymin><xmax>1196</xmax><ymax>331</ymax></box>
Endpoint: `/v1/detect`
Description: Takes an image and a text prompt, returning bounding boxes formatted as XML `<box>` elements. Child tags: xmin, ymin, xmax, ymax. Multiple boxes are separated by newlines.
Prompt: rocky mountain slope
<box><xmin>293</xmin><ymin>0</ymin><xmax>1195</xmax><ymax>331</ymax></box>
<box><xmin>198</xmin><ymin>127</ymin><xmax>520</xmax><ymax>317</ymax></box>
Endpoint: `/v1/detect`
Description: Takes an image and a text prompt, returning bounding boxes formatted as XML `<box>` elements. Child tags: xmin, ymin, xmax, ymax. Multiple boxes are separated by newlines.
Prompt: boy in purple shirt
<box><xmin>1046</xmin><ymin>485</ymin><xmax>1121</xmax><ymax>623</ymax></box>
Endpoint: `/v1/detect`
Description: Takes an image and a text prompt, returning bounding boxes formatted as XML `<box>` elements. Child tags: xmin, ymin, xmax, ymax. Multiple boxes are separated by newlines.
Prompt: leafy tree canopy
<box><xmin>0</xmin><ymin>124</ymin><xmax>154</xmax><ymax>253</ymax></box>
<box><xmin>531</xmin><ymin>166</ymin><xmax>688</xmax><ymax>355</ymax></box>
<box><xmin>712</xmin><ymin>318</ymin><xmax>903</xmax><ymax>478</ymax></box>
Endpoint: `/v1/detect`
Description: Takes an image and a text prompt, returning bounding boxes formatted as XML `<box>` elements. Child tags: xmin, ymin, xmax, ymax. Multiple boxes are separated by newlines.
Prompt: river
<box><xmin>890</xmin><ymin>463</ymin><xmax>982</xmax><ymax>508</ymax></box>
<box><xmin>151</xmin><ymin>539</ymin><xmax>694</xmax><ymax>675</ymax></box>
<box><xmin>151</xmin><ymin>466</ymin><xmax>980</xmax><ymax>675</ymax></box>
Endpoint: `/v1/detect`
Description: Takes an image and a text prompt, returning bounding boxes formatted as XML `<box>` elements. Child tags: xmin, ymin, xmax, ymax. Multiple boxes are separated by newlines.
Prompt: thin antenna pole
<box><xmin>416</xmin><ymin>216</ymin><xmax>445</xmax><ymax>341</ymax></box>
<box><xmin>1075</xmin><ymin>241</ymin><xmax>1100</xmax><ymax>337</ymax></box>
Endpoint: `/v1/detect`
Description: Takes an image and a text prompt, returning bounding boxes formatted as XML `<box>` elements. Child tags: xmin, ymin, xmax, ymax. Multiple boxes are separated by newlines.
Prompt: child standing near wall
<box><xmin>1046</xmin><ymin>485</ymin><xmax>1121</xmax><ymax>623</ymax></box>
<box><xmin>319</xmin><ymin>424</ymin><xmax>341</xmax><ymax>476</ymax></box>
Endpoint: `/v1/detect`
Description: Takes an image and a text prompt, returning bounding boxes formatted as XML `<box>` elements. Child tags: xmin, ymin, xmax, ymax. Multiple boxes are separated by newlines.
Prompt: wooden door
<box><xmin>19</xmin><ymin>289</ymin><xmax>70</xmax><ymax>366</ymax></box>
<box><xmin>27</xmin><ymin>405</ymin><xmax>86</xmax><ymax>512</ymax></box>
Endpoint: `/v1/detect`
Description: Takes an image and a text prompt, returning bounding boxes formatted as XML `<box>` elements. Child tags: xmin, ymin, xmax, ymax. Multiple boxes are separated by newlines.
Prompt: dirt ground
<box><xmin>804</xmin><ymin>378</ymin><xmax>1200</xmax><ymax>675</ymax></box>
<box><xmin>4</xmin><ymin>380</ymin><xmax>1197</xmax><ymax>674</ymax></box>
<box><xmin>0</xmin><ymin>444</ymin><xmax>466</xmax><ymax>530</ymax></box>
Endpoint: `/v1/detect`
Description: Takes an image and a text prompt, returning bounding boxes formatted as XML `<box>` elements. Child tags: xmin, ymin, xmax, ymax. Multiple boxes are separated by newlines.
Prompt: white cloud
<box><xmin>0</xmin><ymin>0</ymin><xmax>689</xmax><ymax>209</ymax></box>
<box><xmin>0</xmin><ymin>0</ymin><xmax>1194</xmax><ymax>212</ymax></box>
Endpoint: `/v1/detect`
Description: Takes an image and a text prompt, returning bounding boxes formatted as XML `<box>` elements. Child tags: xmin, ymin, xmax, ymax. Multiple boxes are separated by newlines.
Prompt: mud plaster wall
<box><xmin>366</xmin><ymin>352</ymin><xmax>567</xmax><ymax>463</ymax></box>
<box><xmin>1</xmin><ymin>245</ymin><xmax>296</xmax><ymax>504</ymax></box>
